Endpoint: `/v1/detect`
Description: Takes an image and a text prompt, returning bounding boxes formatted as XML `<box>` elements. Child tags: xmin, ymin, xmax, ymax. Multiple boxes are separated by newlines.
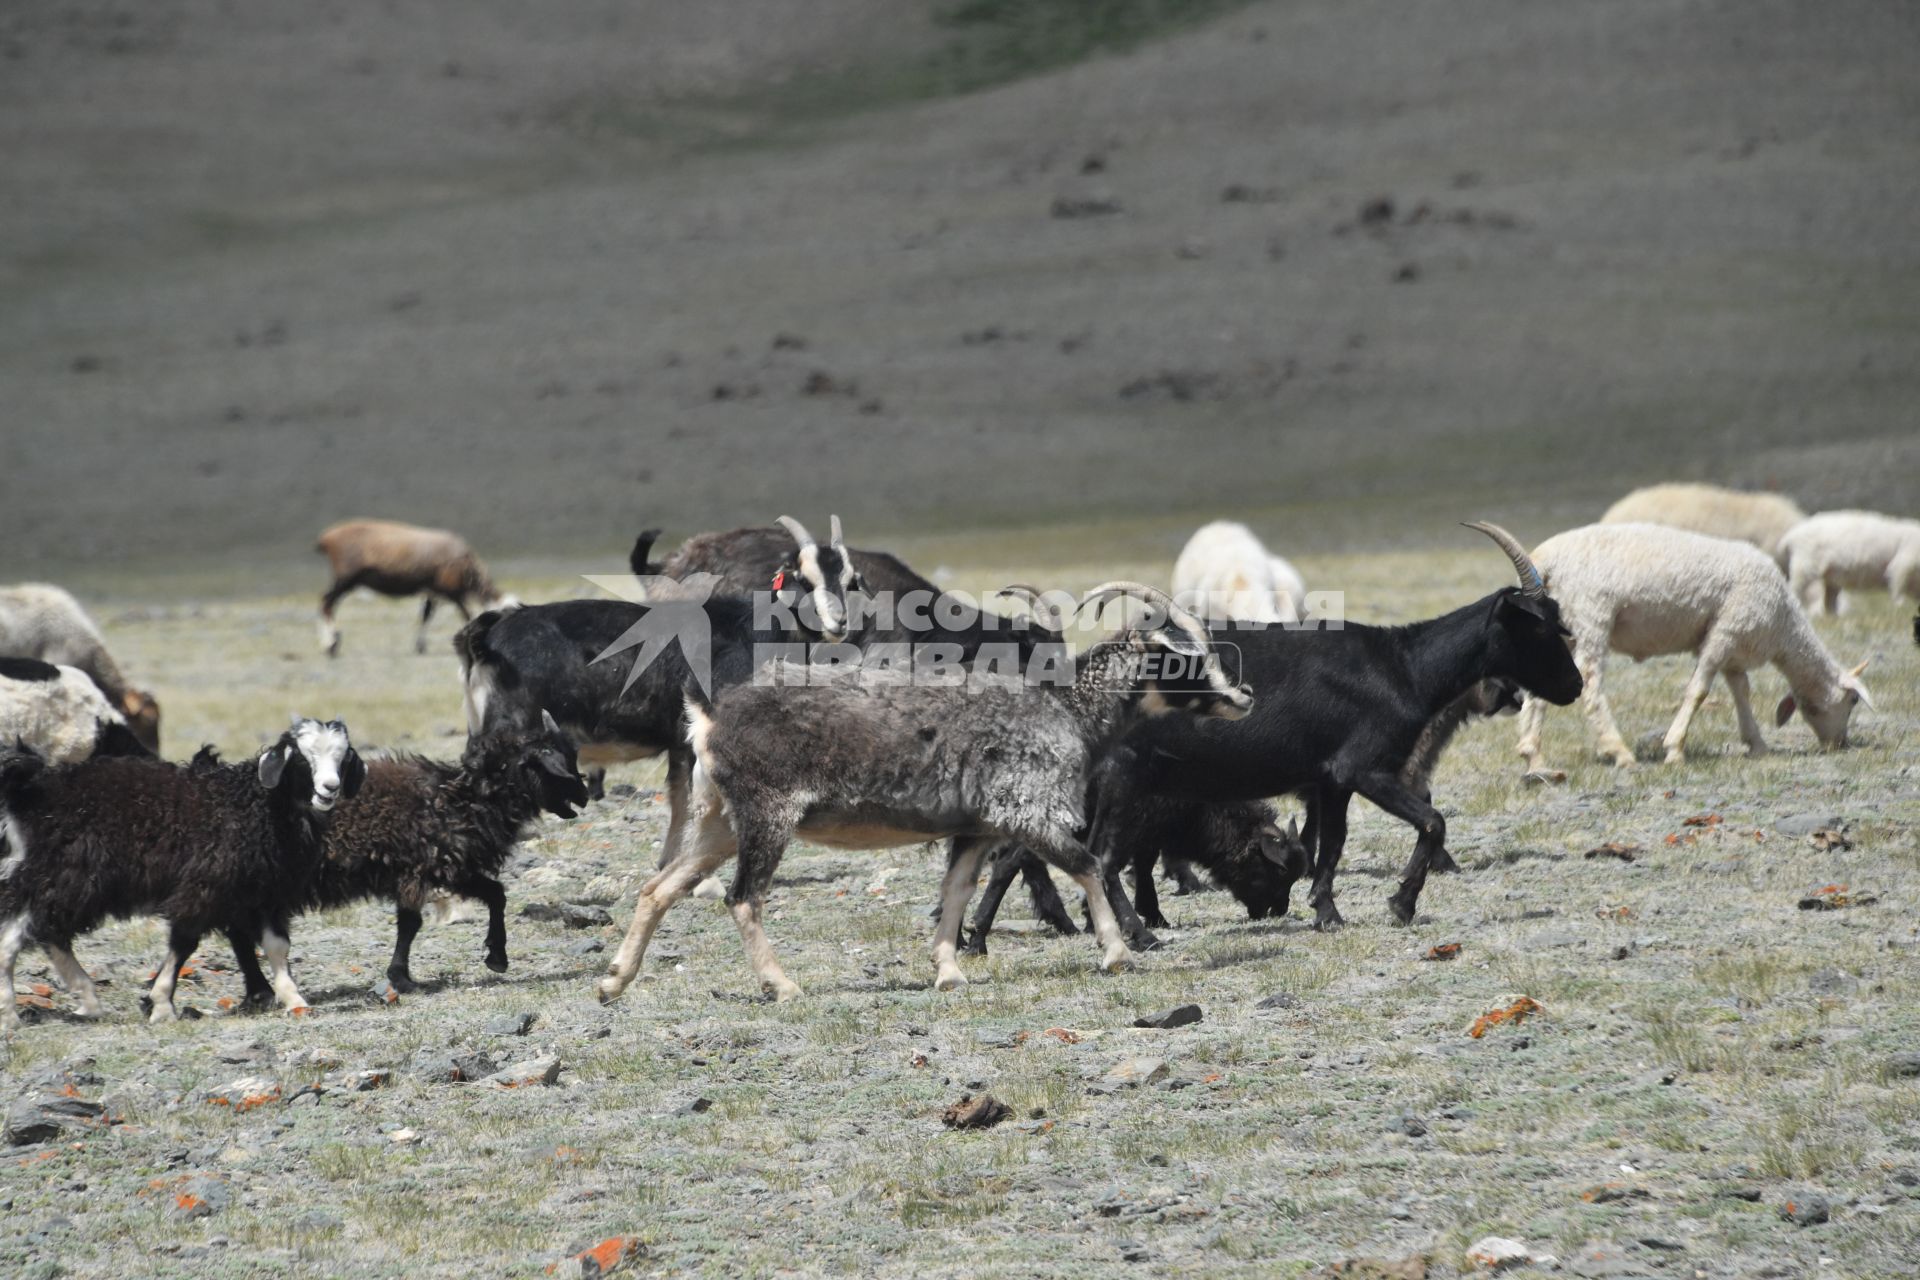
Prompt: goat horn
<box><xmin>775</xmin><ymin>515</ymin><xmax>816</xmax><ymax>548</ymax></box>
<box><xmin>1463</xmin><ymin>521</ymin><xmax>1545</xmax><ymax>597</ymax></box>
<box><xmin>829</xmin><ymin>514</ymin><xmax>844</xmax><ymax>547</ymax></box>
<box><xmin>994</xmin><ymin>583</ymin><xmax>1061</xmax><ymax>628</ymax></box>
<box><xmin>1849</xmin><ymin>656</ymin><xmax>1872</xmax><ymax>678</ymax></box>
<box><xmin>1075</xmin><ymin>581</ymin><xmax>1212</xmax><ymax>648</ymax></box>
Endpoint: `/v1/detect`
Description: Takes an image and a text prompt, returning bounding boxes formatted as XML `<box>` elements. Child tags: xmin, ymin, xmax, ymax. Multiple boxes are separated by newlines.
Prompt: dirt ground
<box><xmin>3</xmin><ymin>1</ymin><xmax>1917</xmax><ymax>582</ymax></box>
<box><xmin>2</xmin><ymin>551</ymin><xmax>1917</xmax><ymax>1279</ymax></box>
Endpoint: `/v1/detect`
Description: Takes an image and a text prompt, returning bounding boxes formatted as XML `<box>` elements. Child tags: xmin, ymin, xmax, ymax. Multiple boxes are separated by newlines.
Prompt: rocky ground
<box><xmin>3</xmin><ymin>553</ymin><xmax>1916</xmax><ymax>1278</ymax></box>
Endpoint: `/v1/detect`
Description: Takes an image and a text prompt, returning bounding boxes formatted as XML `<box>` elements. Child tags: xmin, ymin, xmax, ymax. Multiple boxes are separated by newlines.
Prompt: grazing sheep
<box><xmin>594</xmin><ymin>582</ymin><xmax>1251</xmax><ymax>1003</ymax></box>
<box><xmin>1172</xmin><ymin>521</ymin><xmax>1307</xmax><ymax>624</ymax></box>
<box><xmin>0</xmin><ymin>717</ymin><xmax>362</xmax><ymax>1029</ymax></box>
<box><xmin>1777</xmin><ymin>510</ymin><xmax>1920</xmax><ymax>616</ymax></box>
<box><xmin>0</xmin><ymin>583</ymin><xmax>161</xmax><ymax>753</ymax></box>
<box><xmin>1600</xmin><ymin>483</ymin><xmax>1805</xmax><ymax>558</ymax></box>
<box><xmin>1514</xmin><ymin>523</ymin><xmax>1872</xmax><ymax>773</ymax></box>
<box><xmin>0</xmin><ymin>658</ymin><xmax>152</xmax><ymax>763</ymax></box>
<box><xmin>216</xmin><ymin>713</ymin><xmax>588</xmax><ymax>1002</ymax></box>
<box><xmin>315</xmin><ymin>519</ymin><xmax>511</xmax><ymax>656</ymax></box>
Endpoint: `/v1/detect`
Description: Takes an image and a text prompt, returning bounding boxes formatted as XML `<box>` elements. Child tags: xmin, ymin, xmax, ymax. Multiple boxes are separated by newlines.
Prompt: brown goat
<box><xmin>315</xmin><ymin>520</ymin><xmax>509</xmax><ymax>657</ymax></box>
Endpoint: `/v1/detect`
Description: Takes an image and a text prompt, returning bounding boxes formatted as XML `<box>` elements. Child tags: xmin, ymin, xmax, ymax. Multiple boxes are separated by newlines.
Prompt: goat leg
<box><xmin>1130</xmin><ymin>845</ymin><xmax>1171</xmax><ymax>930</ymax></box>
<box><xmin>1022</xmin><ymin>856</ymin><xmax>1079</xmax><ymax>937</ymax></box>
<box><xmin>1306</xmin><ymin>786</ymin><xmax>1350</xmax><ymax>931</ymax></box>
<box><xmin>460</xmin><ymin>875</ymin><xmax>510</xmax><ymax>974</ymax></box>
<box><xmin>222</xmin><ymin>927</ymin><xmax>275</xmax><ymax>1010</ymax></box>
<box><xmin>960</xmin><ymin>844</ymin><xmax>1024</xmax><ymax>956</ymax></box>
<box><xmin>1351</xmin><ymin>772</ymin><xmax>1449</xmax><ymax>925</ymax></box>
<box><xmin>386</xmin><ymin>907</ymin><xmax>424</xmax><ymax>991</ymax></box>
<box><xmin>1164</xmin><ymin>856</ymin><xmax>1207</xmax><ymax>896</ymax></box>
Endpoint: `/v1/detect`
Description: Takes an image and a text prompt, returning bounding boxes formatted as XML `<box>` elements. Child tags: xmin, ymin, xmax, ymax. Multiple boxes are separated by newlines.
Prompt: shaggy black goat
<box><xmin>216</xmin><ymin>714</ymin><xmax>589</xmax><ymax>1003</ymax></box>
<box><xmin>1097</xmin><ymin>523</ymin><xmax>1583</xmax><ymax>931</ymax></box>
<box><xmin>595</xmin><ymin>582</ymin><xmax>1252</xmax><ymax>1004</ymax></box>
<box><xmin>0</xmin><ymin>717</ymin><xmax>362</xmax><ymax>1028</ymax></box>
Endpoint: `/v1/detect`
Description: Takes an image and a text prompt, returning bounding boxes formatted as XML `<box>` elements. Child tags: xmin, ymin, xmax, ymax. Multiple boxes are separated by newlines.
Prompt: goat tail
<box><xmin>630</xmin><ymin>528</ymin><xmax>664</xmax><ymax>577</ymax></box>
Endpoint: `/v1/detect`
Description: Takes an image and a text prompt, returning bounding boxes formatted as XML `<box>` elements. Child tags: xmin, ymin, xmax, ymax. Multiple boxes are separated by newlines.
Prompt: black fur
<box><xmin>0</xmin><ymin>656</ymin><xmax>59</xmax><ymax>682</ymax></box>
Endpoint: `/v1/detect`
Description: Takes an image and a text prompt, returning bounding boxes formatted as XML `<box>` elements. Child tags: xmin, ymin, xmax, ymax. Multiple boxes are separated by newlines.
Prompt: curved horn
<box><xmin>994</xmin><ymin>583</ymin><xmax>1062</xmax><ymax>628</ymax></box>
<box><xmin>829</xmin><ymin>514</ymin><xmax>844</xmax><ymax>547</ymax></box>
<box><xmin>1462</xmin><ymin>521</ymin><xmax>1545</xmax><ymax>598</ymax></box>
<box><xmin>1074</xmin><ymin>581</ymin><xmax>1211</xmax><ymax>647</ymax></box>
<box><xmin>775</xmin><ymin>515</ymin><xmax>816</xmax><ymax>549</ymax></box>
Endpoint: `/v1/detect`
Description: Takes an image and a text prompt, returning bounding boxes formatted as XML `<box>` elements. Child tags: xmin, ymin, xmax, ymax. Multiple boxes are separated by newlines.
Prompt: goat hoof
<box><xmin>1312</xmin><ymin>908</ymin><xmax>1345</xmax><ymax>932</ymax></box>
<box><xmin>386</xmin><ymin>972</ymin><xmax>419</xmax><ymax>993</ymax></box>
<box><xmin>1387</xmin><ymin>894</ymin><xmax>1417</xmax><ymax>926</ymax></box>
<box><xmin>765</xmin><ymin>978</ymin><xmax>803</xmax><ymax>1002</ymax></box>
<box><xmin>147</xmin><ymin>1004</ymin><xmax>178</xmax><ymax>1025</ymax></box>
<box><xmin>1429</xmin><ymin>849</ymin><xmax>1461</xmax><ymax>875</ymax></box>
<box><xmin>1100</xmin><ymin>948</ymin><xmax>1134</xmax><ymax>974</ymax></box>
<box><xmin>595</xmin><ymin>976</ymin><xmax>627</xmax><ymax>1004</ymax></box>
<box><xmin>934</xmin><ymin>969</ymin><xmax>969</xmax><ymax>993</ymax></box>
<box><xmin>961</xmin><ymin>940</ymin><xmax>987</xmax><ymax>958</ymax></box>
<box><xmin>1128</xmin><ymin>931</ymin><xmax>1163</xmax><ymax>952</ymax></box>
<box><xmin>484</xmin><ymin>953</ymin><xmax>509</xmax><ymax>975</ymax></box>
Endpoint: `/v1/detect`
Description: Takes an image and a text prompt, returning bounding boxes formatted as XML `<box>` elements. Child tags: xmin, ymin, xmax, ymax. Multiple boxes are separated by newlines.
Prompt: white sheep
<box><xmin>1600</xmin><ymin>483</ymin><xmax>1805</xmax><ymax>558</ymax></box>
<box><xmin>1514</xmin><ymin>522</ymin><xmax>1871</xmax><ymax>773</ymax></box>
<box><xmin>0</xmin><ymin>584</ymin><xmax>161</xmax><ymax>752</ymax></box>
<box><xmin>1777</xmin><ymin>510</ymin><xmax>1920</xmax><ymax>616</ymax></box>
<box><xmin>0</xmin><ymin>659</ymin><xmax>150</xmax><ymax>763</ymax></box>
<box><xmin>1171</xmin><ymin>521</ymin><xmax>1306</xmax><ymax>624</ymax></box>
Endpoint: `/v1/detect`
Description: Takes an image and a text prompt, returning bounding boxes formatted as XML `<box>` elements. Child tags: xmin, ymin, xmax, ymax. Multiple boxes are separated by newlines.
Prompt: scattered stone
<box><xmin>203</xmin><ymin>1076</ymin><xmax>282</xmax><ymax>1112</ymax></box>
<box><xmin>1465</xmin><ymin>1237</ymin><xmax>1554</xmax><ymax>1271</ymax></box>
<box><xmin>212</xmin><ymin>1038</ymin><xmax>269</xmax><ymax>1065</ymax></box>
<box><xmin>336</xmin><ymin>1068</ymin><xmax>393</xmax><ymax>1092</ymax></box>
<box><xmin>1134</xmin><ymin>1004</ymin><xmax>1202</xmax><ymax>1030</ymax></box>
<box><xmin>5</xmin><ymin>1093</ymin><xmax>109</xmax><ymax>1145</ymax></box>
<box><xmin>167</xmin><ymin>1172</ymin><xmax>232</xmax><ymax>1221</ymax></box>
<box><xmin>1584</xmin><ymin>842</ymin><xmax>1640</xmax><ymax>863</ymax></box>
<box><xmin>568</xmin><ymin>938</ymin><xmax>606</xmax><ymax>956</ymax></box>
<box><xmin>1392</xmin><ymin>262</ymin><xmax>1421</xmax><ymax>282</ymax></box>
<box><xmin>941</xmin><ymin>1094</ymin><xmax>1011</xmax><ymax>1130</ymax></box>
<box><xmin>389</xmin><ymin>1128</ymin><xmax>421</xmax><ymax>1145</ymax></box>
<box><xmin>1637</xmin><ymin>1237</ymin><xmax>1683</xmax><ymax>1252</ymax></box>
<box><xmin>1322</xmin><ymin>1257</ymin><xmax>1427</xmax><ymax>1280</ymax></box>
<box><xmin>552</xmin><ymin>1235</ymin><xmax>648</xmax><ymax>1278</ymax></box>
<box><xmin>1779</xmin><ymin>1192</ymin><xmax>1830</xmax><ymax>1226</ymax></box>
<box><xmin>1051</xmin><ymin>196</ymin><xmax>1121</xmax><ymax>219</ymax></box>
<box><xmin>522</xmin><ymin>902</ymin><xmax>612</xmax><ymax>929</ymax></box>
<box><xmin>1256</xmin><ymin>991</ymin><xmax>1302</xmax><ymax>1010</ymax></box>
<box><xmin>1717</xmin><ymin>1185</ymin><xmax>1763</xmax><ymax>1202</ymax></box>
<box><xmin>1094</xmin><ymin>1057</ymin><xmax>1169</xmax><ymax>1093</ymax></box>
<box><xmin>1809</xmin><ymin>826</ymin><xmax>1852</xmax><ymax>851</ymax></box>
<box><xmin>1886</xmin><ymin>1051</ymin><xmax>1920</xmax><ymax>1078</ymax></box>
<box><xmin>800</xmin><ymin>369</ymin><xmax>858</xmax><ymax>397</ymax></box>
<box><xmin>486</xmin><ymin>1012</ymin><xmax>538</xmax><ymax>1037</ymax></box>
<box><xmin>675</xmin><ymin>1096</ymin><xmax>714</xmax><ymax>1116</ymax></box>
<box><xmin>770</xmin><ymin>333</ymin><xmax>808</xmax><ymax>351</ymax></box>
<box><xmin>483</xmin><ymin>1056</ymin><xmax>563</xmax><ymax>1089</ymax></box>
<box><xmin>1423</xmin><ymin>943</ymin><xmax>1462</xmax><ymax>962</ymax></box>
<box><xmin>1221</xmin><ymin>183</ymin><xmax>1280</xmax><ymax>204</ymax></box>
<box><xmin>1386</xmin><ymin>1112</ymin><xmax>1428</xmax><ymax>1138</ymax></box>
<box><xmin>1358</xmin><ymin>196</ymin><xmax>1396</xmax><ymax>226</ymax></box>
<box><xmin>1118</xmin><ymin>369</ymin><xmax>1222</xmax><ymax>403</ymax></box>
<box><xmin>1775</xmin><ymin>813</ymin><xmax>1840</xmax><ymax>836</ymax></box>
<box><xmin>411</xmin><ymin>1048</ymin><xmax>499</xmax><ymax>1084</ymax></box>
<box><xmin>1798</xmin><ymin>884</ymin><xmax>1877</xmax><ymax>910</ymax></box>
<box><xmin>1564</xmin><ymin>1244</ymin><xmax>1656</xmax><ymax>1278</ymax></box>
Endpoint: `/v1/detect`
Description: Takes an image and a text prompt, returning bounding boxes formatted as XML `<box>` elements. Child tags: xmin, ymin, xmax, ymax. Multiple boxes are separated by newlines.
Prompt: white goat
<box><xmin>1777</xmin><ymin>510</ymin><xmax>1920</xmax><ymax>616</ymax></box>
<box><xmin>1171</xmin><ymin>521</ymin><xmax>1306</xmax><ymax>624</ymax></box>
<box><xmin>1600</xmin><ymin>483</ymin><xmax>1805</xmax><ymax>558</ymax></box>
<box><xmin>1514</xmin><ymin>523</ymin><xmax>1871</xmax><ymax>772</ymax></box>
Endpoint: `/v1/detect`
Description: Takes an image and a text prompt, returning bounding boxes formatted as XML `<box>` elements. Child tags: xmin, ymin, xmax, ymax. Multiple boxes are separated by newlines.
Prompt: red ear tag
<box><xmin>771</xmin><ymin>570</ymin><xmax>786</xmax><ymax>591</ymax></box>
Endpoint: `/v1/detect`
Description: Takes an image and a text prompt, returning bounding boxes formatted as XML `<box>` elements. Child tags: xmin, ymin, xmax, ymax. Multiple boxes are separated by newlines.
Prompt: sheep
<box><xmin>1777</xmin><ymin>510</ymin><xmax>1920</xmax><ymax>617</ymax></box>
<box><xmin>0</xmin><ymin>583</ymin><xmax>161</xmax><ymax>752</ymax></box>
<box><xmin>0</xmin><ymin>717</ymin><xmax>362</xmax><ymax>1029</ymax></box>
<box><xmin>1513</xmin><ymin>522</ymin><xmax>1872</xmax><ymax>774</ymax></box>
<box><xmin>1600</xmin><ymin>483</ymin><xmax>1805</xmax><ymax>559</ymax></box>
<box><xmin>0</xmin><ymin>658</ymin><xmax>153</xmax><ymax>763</ymax></box>
<box><xmin>214</xmin><ymin>712</ymin><xmax>589</xmax><ymax>1003</ymax></box>
<box><xmin>1094</xmin><ymin>523</ymin><xmax>1584</xmax><ymax>931</ymax></box>
<box><xmin>1171</xmin><ymin>521</ymin><xmax>1307</xmax><ymax>624</ymax></box>
<box><xmin>315</xmin><ymin>519</ymin><xmax>512</xmax><ymax>656</ymax></box>
<box><xmin>593</xmin><ymin>582</ymin><xmax>1253</xmax><ymax>1003</ymax></box>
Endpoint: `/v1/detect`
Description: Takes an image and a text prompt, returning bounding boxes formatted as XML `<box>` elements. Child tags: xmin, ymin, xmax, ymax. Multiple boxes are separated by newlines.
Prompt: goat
<box><xmin>1600</xmin><ymin>483</ymin><xmax>1805</xmax><ymax>559</ymax></box>
<box><xmin>0</xmin><ymin>583</ymin><xmax>161</xmax><ymax>752</ymax></box>
<box><xmin>0</xmin><ymin>658</ymin><xmax>153</xmax><ymax>763</ymax></box>
<box><xmin>1514</xmin><ymin>522</ymin><xmax>1872</xmax><ymax>772</ymax></box>
<box><xmin>594</xmin><ymin>582</ymin><xmax>1253</xmax><ymax>1003</ymax></box>
<box><xmin>216</xmin><ymin>712</ymin><xmax>588</xmax><ymax>1003</ymax></box>
<box><xmin>315</xmin><ymin>519</ymin><xmax>511</xmax><ymax>656</ymax></box>
<box><xmin>1097</xmin><ymin>523</ymin><xmax>1583</xmax><ymax>932</ymax></box>
<box><xmin>0</xmin><ymin>717</ymin><xmax>362</xmax><ymax>1029</ymax></box>
<box><xmin>1171</xmin><ymin>521</ymin><xmax>1307</xmax><ymax>624</ymax></box>
<box><xmin>967</xmin><ymin>677</ymin><xmax>1519</xmax><ymax>949</ymax></box>
<box><xmin>1777</xmin><ymin>510</ymin><xmax>1920</xmax><ymax>617</ymax></box>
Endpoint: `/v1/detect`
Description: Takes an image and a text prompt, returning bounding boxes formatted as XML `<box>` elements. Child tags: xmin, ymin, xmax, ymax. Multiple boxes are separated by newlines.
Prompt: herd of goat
<box><xmin>0</xmin><ymin>483</ymin><xmax>1913</xmax><ymax>1029</ymax></box>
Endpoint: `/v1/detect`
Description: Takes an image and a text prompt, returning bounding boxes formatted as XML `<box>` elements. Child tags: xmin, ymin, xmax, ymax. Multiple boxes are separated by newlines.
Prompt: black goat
<box><xmin>0</xmin><ymin>718</ymin><xmax>362</xmax><ymax>1027</ymax></box>
<box><xmin>1098</xmin><ymin>523</ymin><xmax>1583</xmax><ymax>931</ymax></box>
<box><xmin>217</xmin><ymin>714</ymin><xmax>589</xmax><ymax>1003</ymax></box>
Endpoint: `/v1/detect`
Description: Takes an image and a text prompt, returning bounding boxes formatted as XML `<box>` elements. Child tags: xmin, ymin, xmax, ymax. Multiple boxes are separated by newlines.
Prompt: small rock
<box><xmin>486</xmin><ymin>1012</ymin><xmax>538</xmax><ymax>1037</ymax></box>
<box><xmin>5</xmin><ymin>1094</ymin><xmax>109</xmax><ymax>1146</ymax></box>
<box><xmin>941</xmin><ymin>1094</ymin><xmax>1011</xmax><ymax>1130</ymax></box>
<box><xmin>522</xmin><ymin>902</ymin><xmax>612</xmax><ymax>929</ymax></box>
<box><xmin>167</xmin><ymin>1173</ymin><xmax>232</xmax><ymax>1221</ymax></box>
<box><xmin>1775</xmin><ymin>813</ymin><xmax>1840</xmax><ymax>836</ymax></box>
<box><xmin>1051</xmin><ymin>196</ymin><xmax>1122</xmax><ymax>219</ymax></box>
<box><xmin>1466</xmin><ymin>1237</ymin><xmax>1554</xmax><ymax>1271</ymax></box>
<box><xmin>674</xmin><ymin>1096</ymin><xmax>713</xmax><ymax>1116</ymax></box>
<box><xmin>212</xmin><ymin>1038</ymin><xmax>269</xmax><ymax>1066</ymax></box>
<box><xmin>1255</xmin><ymin>992</ymin><xmax>1301</xmax><ymax>1011</ymax></box>
<box><xmin>388</xmin><ymin>1128</ymin><xmax>420</xmax><ymax>1145</ymax></box>
<box><xmin>1220</xmin><ymin>183</ymin><xmax>1280</xmax><ymax>204</ymax></box>
<box><xmin>483</xmin><ymin>1056</ymin><xmax>563</xmax><ymax>1089</ymax></box>
<box><xmin>410</xmin><ymin>1048</ymin><xmax>499</xmax><ymax>1084</ymax></box>
<box><xmin>552</xmin><ymin>1235</ymin><xmax>648</xmax><ymax>1278</ymax></box>
<box><xmin>1134</xmin><ymin>1004</ymin><xmax>1202</xmax><ymax>1030</ymax></box>
<box><xmin>1321</xmin><ymin>1257</ymin><xmax>1427</xmax><ymax>1280</ymax></box>
<box><xmin>568</xmin><ymin>938</ymin><xmax>606</xmax><ymax>956</ymax></box>
<box><xmin>1779</xmin><ymin>1192</ymin><xmax>1830</xmax><ymax>1226</ymax></box>
<box><xmin>1099</xmin><ymin>1057</ymin><xmax>1169</xmax><ymax>1090</ymax></box>
<box><xmin>1637</xmin><ymin>1237</ymin><xmax>1683</xmax><ymax>1252</ymax></box>
<box><xmin>203</xmin><ymin>1076</ymin><xmax>282</xmax><ymax>1112</ymax></box>
<box><xmin>336</xmin><ymin>1068</ymin><xmax>393</xmax><ymax>1093</ymax></box>
<box><xmin>1386</xmin><ymin>1112</ymin><xmax>1428</xmax><ymax>1138</ymax></box>
<box><xmin>369</xmin><ymin>977</ymin><xmax>401</xmax><ymax>1005</ymax></box>
<box><xmin>1886</xmin><ymin>1052</ymin><xmax>1920</xmax><ymax>1078</ymax></box>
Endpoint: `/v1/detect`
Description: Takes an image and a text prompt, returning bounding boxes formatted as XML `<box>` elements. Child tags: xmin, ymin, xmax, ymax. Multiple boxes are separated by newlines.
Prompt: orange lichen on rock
<box><xmin>1424</xmin><ymin>943</ymin><xmax>1463</xmax><ymax>961</ymax></box>
<box><xmin>1468</xmin><ymin>996</ymin><xmax>1544</xmax><ymax>1038</ymax></box>
<box><xmin>1043</xmin><ymin>1027</ymin><xmax>1081</xmax><ymax>1044</ymax></box>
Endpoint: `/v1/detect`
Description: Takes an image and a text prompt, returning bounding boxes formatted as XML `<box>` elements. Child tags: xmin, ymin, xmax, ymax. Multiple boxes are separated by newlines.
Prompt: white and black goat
<box><xmin>0</xmin><ymin>717</ymin><xmax>362</xmax><ymax>1029</ymax></box>
<box><xmin>1100</xmin><ymin>524</ymin><xmax>1583</xmax><ymax>932</ymax></box>
<box><xmin>0</xmin><ymin>657</ymin><xmax>153</xmax><ymax>763</ymax></box>
<box><xmin>594</xmin><ymin>582</ymin><xmax>1252</xmax><ymax>1004</ymax></box>
<box><xmin>215</xmin><ymin>713</ymin><xmax>589</xmax><ymax>1003</ymax></box>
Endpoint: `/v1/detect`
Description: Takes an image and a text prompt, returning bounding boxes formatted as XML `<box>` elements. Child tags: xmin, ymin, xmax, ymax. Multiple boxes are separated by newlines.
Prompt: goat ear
<box><xmin>1844</xmin><ymin>676</ymin><xmax>1874</xmax><ymax>712</ymax></box>
<box><xmin>1774</xmin><ymin>693</ymin><xmax>1797</xmax><ymax>728</ymax></box>
<box><xmin>341</xmin><ymin>749</ymin><xmax>367</xmax><ymax>798</ymax></box>
<box><xmin>1154</xmin><ymin>627</ymin><xmax>1209</xmax><ymax>658</ymax></box>
<box><xmin>541</xmin><ymin>708</ymin><xmax>561</xmax><ymax>736</ymax></box>
<box><xmin>1286</xmin><ymin>816</ymin><xmax>1300</xmax><ymax>841</ymax></box>
<box><xmin>257</xmin><ymin>744</ymin><xmax>290</xmax><ymax>788</ymax></box>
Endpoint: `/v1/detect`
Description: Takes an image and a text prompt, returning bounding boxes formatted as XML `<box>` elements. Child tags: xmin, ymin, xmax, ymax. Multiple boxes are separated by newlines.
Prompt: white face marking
<box><xmin>796</xmin><ymin>544</ymin><xmax>847</xmax><ymax>638</ymax></box>
<box><xmin>0</xmin><ymin>814</ymin><xmax>25</xmax><ymax>883</ymax></box>
<box><xmin>292</xmin><ymin>720</ymin><xmax>352</xmax><ymax>810</ymax></box>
